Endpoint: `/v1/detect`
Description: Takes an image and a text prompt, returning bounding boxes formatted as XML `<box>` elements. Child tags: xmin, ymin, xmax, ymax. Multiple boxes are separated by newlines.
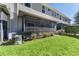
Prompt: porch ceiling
<box><xmin>18</xmin><ymin>4</ymin><xmax>69</xmax><ymax>25</ymax></box>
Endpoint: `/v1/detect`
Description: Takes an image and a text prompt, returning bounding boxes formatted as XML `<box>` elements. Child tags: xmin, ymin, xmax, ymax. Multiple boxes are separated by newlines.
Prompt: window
<box><xmin>27</xmin><ymin>23</ymin><xmax>34</xmax><ymax>27</ymax></box>
<box><xmin>25</xmin><ymin>3</ymin><xmax>31</xmax><ymax>7</ymax></box>
<box><xmin>67</xmin><ymin>19</ymin><xmax>70</xmax><ymax>23</ymax></box>
<box><xmin>54</xmin><ymin>12</ymin><xmax>57</xmax><ymax>17</ymax></box>
<box><xmin>0</xmin><ymin>20</ymin><xmax>1</xmax><ymax>23</ymax></box>
<box><xmin>55</xmin><ymin>13</ymin><xmax>58</xmax><ymax>18</ymax></box>
<box><xmin>52</xmin><ymin>11</ymin><xmax>55</xmax><ymax>16</ymax></box>
<box><xmin>42</xmin><ymin>6</ymin><xmax>45</xmax><ymax>9</ymax></box>
<box><xmin>42</xmin><ymin>6</ymin><xmax>45</xmax><ymax>13</ymax></box>
<box><xmin>57</xmin><ymin>24</ymin><xmax>62</xmax><ymax>30</ymax></box>
<box><xmin>52</xmin><ymin>25</ymin><xmax>55</xmax><ymax>28</ymax></box>
<box><xmin>25</xmin><ymin>20</ymin><xmax>34</xmax><ymax>27</ymax></box>
<box><xmin>56</xmin><ymin>14</ymin><xmax>60</xmax><ymax>19</ymax></box>
<box><xmin>48</xmin><ymin>8</ymin><xmax>50</xmax><ymax>11</ymax></box>
<box><xmin>60</xmin><ymin>15</ymin><xmax>62</xmax><ymax>20</ymax></box>
<box><xmin>62</xmin><ymin>17</ymin><xmax>65</xmax><ymax>21</ymax></box>
<box><xmin>42</xmin><ymin>10</ymin><xmax>45</xmax><ymax>13</ymax></box>
<box><xmin>52</xmin><ymin>12</ymin><xmax>57</xmax><ymax>17</ymax></box>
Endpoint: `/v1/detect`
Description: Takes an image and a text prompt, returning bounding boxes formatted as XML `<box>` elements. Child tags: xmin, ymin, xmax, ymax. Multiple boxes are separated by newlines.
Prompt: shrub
<box><xmin>56</xmin><ymin>29</ymin><xmax>65</xmax><ymax>35</ymax></box>
<box><xmin>50</xmin><ymin>32</ymin><xmax>54</xmax><ymax>36</ymax></box>
<box><xmin>43</xmin><ymin>32</ymin><xmax>53</xmax><ymax>38</ymax></box>
<box><xmin>31</xmin><ymin>33</ymin><xmax>37</xmax><ymax>39</ymax></box>
<box><xmin>43</xmin><ymin>32</ymin><xmax>48</xmax><ymax>38</ymax></box>
<box><xmin>37</xmin><ymin>32</ymin><xmax>43</xmax><ymax>38</ymax></box>
<box><xmin>64</xmin><ymin>25</ymin><xmax>79</xmax><ymax>35</ymax></box>
<box><xmin>7</xmin><ymin>39</ymin><xmax>16</xmax><ymax>45</ymax></box>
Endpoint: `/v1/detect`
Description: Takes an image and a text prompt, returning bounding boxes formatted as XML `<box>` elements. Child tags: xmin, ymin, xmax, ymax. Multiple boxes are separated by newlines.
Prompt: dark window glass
<box><xmin>25</xmin><ymin>3</ymin><xmax>31</xmax><ymax>7</ymax></box>
<box><xmin>42</xmin><ymin>6</ymin><xmax>45</xmax><ymax>9</ymax></box>
<box><xmin>54</xmin><ymin>12</ymin><xmax>57</xmax><ymax>17</ymax></box>
<box><xmin>56</xmin><ymin>13</ymin><xmax>58</xmax><ymax>18</ymax></box>
<box><xmin>52</xmin><ymin>11</ymin><xmax>56</xmax><ymax>17</ymax></box>
<box><xmin>56</xmin><ymin>14</ymin><xmax>60</xmax><ymax>18</ymax></box>
<box><xmin>3</xmin><ymin>21</ymin><xmax>7</xmax><ymax>39</ymax></box>
<box><xmin>57</xmin><ymin>14</ymin><xmax>59</xmax><ymax>16</ymax></box>
<box><xmin>48</xmin><ymin>9</ymin><xmax>50</xmax><ymax>11</ymax></box>
<box><xmin>57</xmin><ymin>24</ymin><xmax>61</xmax><ymax>30</ymax></box>
<box><xmin>42</xmin><ymin>10</ymin><xmax>45</xmax><ymax>13</ymax></box>
<box><xmin>27</xmin><ymin>23</ymin><xmax>34</xmax><ymax>27</ymax></box>
<box><xmin>60</xmin><ymin>16</ymin><xmax>62</xmax><ymax>20</ymax></box>
<box><xmin>52</xmin><ymin>12</ymin><xmax>55</xmax><ymax>16</ymax></box>
<box><xmin>0</xmin><ymin>20</ymin><xmax>1</xmax><ymax>23</ymax></box>
<box><xmin>42</xmin><ymin>6</ymin><xmax>45</xmax><ymax>13</ymax></box>
<box><xmin>52</xmin><ymin>25</ymin><xmax>55</xmax><ymax>28</ymax></box>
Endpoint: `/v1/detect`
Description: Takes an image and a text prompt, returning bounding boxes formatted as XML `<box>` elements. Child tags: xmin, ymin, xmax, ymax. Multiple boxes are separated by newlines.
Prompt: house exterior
<box><xmin>0</xmin><ymin>3</ymin><xmax>71</xmax><ymax>41</ymax></box>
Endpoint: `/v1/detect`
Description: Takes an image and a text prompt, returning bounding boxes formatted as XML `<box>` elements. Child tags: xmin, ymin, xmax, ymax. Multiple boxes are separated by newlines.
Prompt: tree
<box><xmin>74</xmin><ymin>11</ymin><xmax>79</xmax><ymax>24</ymax></box>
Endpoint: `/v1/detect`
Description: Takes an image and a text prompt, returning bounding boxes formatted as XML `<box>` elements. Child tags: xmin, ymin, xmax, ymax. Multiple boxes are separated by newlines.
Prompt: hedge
<box><xmin>64</xmin><ymin>25</ymin><xmax>79</xmax><ymax>34</ymax></box>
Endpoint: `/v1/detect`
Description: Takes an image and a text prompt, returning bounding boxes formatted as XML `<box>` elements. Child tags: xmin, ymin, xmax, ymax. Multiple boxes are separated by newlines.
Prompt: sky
<box><xmin>48</xmin><ymin>3</ymin><xmax>79</xmax><ymax>24</ymax></box>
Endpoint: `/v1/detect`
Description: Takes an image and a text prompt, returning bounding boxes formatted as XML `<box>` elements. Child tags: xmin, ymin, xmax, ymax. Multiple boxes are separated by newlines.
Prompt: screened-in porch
<box><xmin>21</xmin><ymin>15</ymin><xmax>57</xmax><ymax>33</ymax></box>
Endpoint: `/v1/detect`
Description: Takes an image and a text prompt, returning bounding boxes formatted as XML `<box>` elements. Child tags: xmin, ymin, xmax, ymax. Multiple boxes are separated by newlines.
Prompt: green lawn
<box><xmin>0</xmin><ymin>35</ymin><xmax>79</xmax><ymax>56</ymax></box>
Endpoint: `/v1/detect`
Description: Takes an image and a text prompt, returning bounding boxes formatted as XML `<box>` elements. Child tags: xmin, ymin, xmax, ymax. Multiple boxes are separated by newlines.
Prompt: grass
<box><xmin>0</xmin><ymin>35</ymin><xmax>79</xmax><ymax>56</ymax></box>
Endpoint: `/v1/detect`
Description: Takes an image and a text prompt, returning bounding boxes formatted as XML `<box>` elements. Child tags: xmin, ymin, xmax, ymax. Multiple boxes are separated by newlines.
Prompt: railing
<box><xmin>24</xmin><ymin>27</ymin><xmax>56</xmax><ymax>32</ymax></box>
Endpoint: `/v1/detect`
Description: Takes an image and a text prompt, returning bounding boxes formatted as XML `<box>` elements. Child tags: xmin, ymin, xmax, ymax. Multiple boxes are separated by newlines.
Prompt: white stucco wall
<box><xmin>31</xmin><ymin>3</ymin><xmax>53</xmax><ymax>17</ymax></box>
<box><xmin>17</xmin><ymin>16</ymin><xmax>22</xmax><ymax>33</ymax></box>
<box><xmin>31</xmin><ymin>3</ymin><xmax>42</xmax><ymax>12</ymax></box>
<box><xmin>5</xmin><ymin>3</ymin><xmax>18</xmax><ymax>32</ymax></box>
<box><xmin>1</xmin><ymin>11</ymin><xmax>7</xmax><ymax>21</ymax></box>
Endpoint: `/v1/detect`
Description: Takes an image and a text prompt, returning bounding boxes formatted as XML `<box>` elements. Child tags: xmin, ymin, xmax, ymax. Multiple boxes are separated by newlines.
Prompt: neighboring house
<box><xmin>0</xmin><ymin>3</ymin><xmax>71</xmax><ymax>41</ymax></box>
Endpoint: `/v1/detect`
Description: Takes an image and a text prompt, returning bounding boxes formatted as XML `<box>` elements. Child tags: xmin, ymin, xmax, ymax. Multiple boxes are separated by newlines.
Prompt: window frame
<box><xmin>25</xmin><ymin>3</ymin><xmax>31</xmax><ymax>8</ymax></box>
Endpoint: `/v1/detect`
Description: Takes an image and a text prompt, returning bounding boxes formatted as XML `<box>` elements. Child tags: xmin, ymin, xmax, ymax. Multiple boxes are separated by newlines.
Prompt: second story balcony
<box><xmin>18</xmin><ymin>4</ymin><xmax>70</xmax><ymax>25</ymax></box>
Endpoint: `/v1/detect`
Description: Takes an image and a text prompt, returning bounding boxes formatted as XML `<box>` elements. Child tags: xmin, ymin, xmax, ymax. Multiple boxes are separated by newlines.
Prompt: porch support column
<box><xmin>10</xmin><ymin>3</ymin><xmax>18</xmax><ymax>33</ymax></box>
<box><xmin>54</xmin><ymin>24</ymin><xmax>57</xmax><ymax>31</ymax></box>
<box><xmin>23</xmin><ymin>16</ymin><xmax>26</xmax><ymax>32</ymax></box>
<box><xmin>0</xmin><ymin>20</ymin><xmax>3</xmax><ymax>42</ymax></box>
<box><xmin>0</xmin><ymin>8</ymin><xmax>3</xmax><ymax>42</ymax></box>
